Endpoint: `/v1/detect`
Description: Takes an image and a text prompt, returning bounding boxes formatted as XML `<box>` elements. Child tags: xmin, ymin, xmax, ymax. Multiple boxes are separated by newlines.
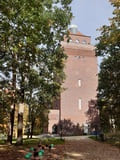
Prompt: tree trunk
<box><xmin>30</xmin><ymin>120</ymin><xmax>35</xmax><ymax>139</ymax></box>
<box><xmin>9</xmin><ymin>104</ymin><xmax>15</xmax><ymax>144</ymax></box>
<box><xmin>7</xmin><ymin>105</ymin><xmax>15</xmax><ymax>145</ymax></box>
<box><xmin>16</xmin><ymin>112</ymin><xmax>23</xmax><ymax>145</ymax></box>
<box><xmin>16</xmin><ymin>73</ymin><xmax>25</xmax><ymax>145</ymax></box>
<box><xmin>7</xmin><ymin>123</ymin><xmax>11</xmax><ymax>144</ymax></box>
<box><xmin>28</xmin><ymin>93</ymin><xmax>32</xmax><ymax>139</ymax></box>
<box><xmin>7</xmin><ymin>53</ymin><xmax>16</xmax><ymax>144</ymax></box>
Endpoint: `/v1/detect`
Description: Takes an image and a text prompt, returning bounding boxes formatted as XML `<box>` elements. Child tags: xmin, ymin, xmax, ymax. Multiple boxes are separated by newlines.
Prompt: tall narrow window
<box><xmin>78</xmin><ymin>99</ymin><xmax>82</xmax><ymax>110</ymax></box>
<box><xmin>78</xmin><ymin>79</ymin><xmax>81</xmax><ymax>87</ymax></box>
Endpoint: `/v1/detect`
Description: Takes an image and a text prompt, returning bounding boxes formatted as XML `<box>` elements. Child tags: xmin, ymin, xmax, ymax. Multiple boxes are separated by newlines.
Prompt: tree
<box><xmin>96</xmin><ymin>0</ymin><xmax>120</xmax><ymax>132</ymax></box>
<box><xmin>29</xmin><ymin>102</ymin><xmax>48</xmax><ymax>138</ymax></box>
<box><xmin>56</xmin><ymin>119</ymin><xmax>83</xmax><ymax>136</ymax></box>
<box><xmin>0</xmin><ymin>89</ymin><xmax>10</xmax><ymax>135</ymax></box>
<box><xmin>0</xmin><ymin>0</ymin><xmax>72</xmax><ymax>144</ymax></box>
<box><xmin>87</xmin><ymin>100</ymin><xmax>100</xmax><ymax>134</ymax></box>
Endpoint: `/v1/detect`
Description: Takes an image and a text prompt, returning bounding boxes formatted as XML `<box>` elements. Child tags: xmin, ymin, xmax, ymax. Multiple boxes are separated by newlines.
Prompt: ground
<box><xmin>64</xmin><ymin>136</ymin><xmax>120</xmax><ymax>160</ymax></box>
<box><xmin>0</xmin><ymin>136</ymin><xmax>120</xmax><ymax>160</ymax></box>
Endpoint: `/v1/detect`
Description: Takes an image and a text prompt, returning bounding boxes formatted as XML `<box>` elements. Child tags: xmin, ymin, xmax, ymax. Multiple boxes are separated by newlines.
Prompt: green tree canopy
<box><xmin>96</xmin><ymin>0</ymin><xmax>120</xmax><ymax>132</ymax></box>
<box><xmin>0</xmin><ymin>0</ymin><xmax>72</xmax><ymax>144</ymax></box>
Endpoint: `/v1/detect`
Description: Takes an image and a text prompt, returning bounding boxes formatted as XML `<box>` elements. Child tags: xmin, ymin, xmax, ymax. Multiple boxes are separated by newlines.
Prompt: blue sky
<box><xmin>71</xmin><ymin>0</ymin><xmax>114</xmax><ymax>45</ymax></box>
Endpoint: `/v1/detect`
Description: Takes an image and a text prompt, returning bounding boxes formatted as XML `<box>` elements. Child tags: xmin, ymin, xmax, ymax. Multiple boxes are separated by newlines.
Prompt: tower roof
<box><xmin>70</xmin><ymin>31</ymin><xmax>90</xmax><ymax>37</ymax></box>
<box><xmin>69</xmin><ymin>24</ymin><xmax>90</xmax><ymax>37</ymax></box>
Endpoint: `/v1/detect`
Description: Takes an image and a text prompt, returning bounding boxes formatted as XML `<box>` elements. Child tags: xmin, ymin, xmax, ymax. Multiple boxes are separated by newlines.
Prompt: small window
<box><xmin>78</xmin><ymin>79</ymin><xmax>81</xmax><ymax>87</ymax></box>
<box><xmin>74</xmin><ymin>55</ymin><xmax>80</xmax><ymax>59</ymax></box>
<box><xmin>82</xmin><ymin>40</ymin><xmax>87</xmax><ymax>44</ymax></box>
<box><xmin>78</xmin><ymin>99</ymin><xmax>82</xmax><ymax>110</ymax></box>
<box><xmin>75</xmin><ymin>39</ymin><xmax>80</xmax><ymax>43</ymax></box>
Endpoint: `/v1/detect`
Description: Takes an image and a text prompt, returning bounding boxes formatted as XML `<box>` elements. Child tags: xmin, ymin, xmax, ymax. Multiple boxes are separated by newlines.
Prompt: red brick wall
<box><xmin>49</xmin><ymin>31</ymin><xmax>98</xmax><ymax>131</ymax></box>
<box><xmin>61</xmin><ymin>33</ymin><xmax>98</xmax><ymax>126</ymax></box>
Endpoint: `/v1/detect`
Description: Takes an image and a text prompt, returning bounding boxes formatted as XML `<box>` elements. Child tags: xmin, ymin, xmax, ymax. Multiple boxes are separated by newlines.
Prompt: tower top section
<box><xmin>62</xmin><ymin>27</ymin><xmax>95</xmax><ymax>56</ymax></box>
<box><xmin>63</xmin><ymin>24</ymin><xmax>92</xmax><ymax>45</ymax></box>
<box><xmin>69</xmin><ymin>24</ymin><xmax>78</xmax><ymax>34</ymax></box>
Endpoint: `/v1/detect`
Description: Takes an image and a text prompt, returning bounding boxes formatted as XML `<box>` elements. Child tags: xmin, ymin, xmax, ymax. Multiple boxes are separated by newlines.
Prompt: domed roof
<box><xmin>69</xmin><ymin>25</ymin><xmax>89</xmax><ymax>37</ymax></box>
<box><xmin>69</xmin><ymin>24</ymin><xmax>78</xmax><ymax>34</ymax></box>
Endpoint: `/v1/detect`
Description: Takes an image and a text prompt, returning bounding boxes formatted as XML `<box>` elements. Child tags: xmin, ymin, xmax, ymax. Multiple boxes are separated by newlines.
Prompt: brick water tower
<box><xmin>48</xmin><ymin>25</ymin><xmax>98</xmax><ymax>133</ymax></box>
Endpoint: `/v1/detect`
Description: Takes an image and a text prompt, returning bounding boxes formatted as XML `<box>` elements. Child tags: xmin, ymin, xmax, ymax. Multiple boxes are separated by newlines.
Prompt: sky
<box><xmin>71</xmin><ymin>0</ymin><xmax>114</xmax><ymax>45</ymax></box>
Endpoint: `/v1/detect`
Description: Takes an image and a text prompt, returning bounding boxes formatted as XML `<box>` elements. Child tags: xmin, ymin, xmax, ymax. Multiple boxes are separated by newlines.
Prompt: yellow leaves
<box><xmin>35</xmin><ymin>118</ymin><xmax>41</xmax><ymax>127</ymax></box>
<box><xmin>110</xmin><ymin>0</ymin><xmax>120</xmax><ymax>5</ymax></box>
<box><xmin>103</xmin><ymin>39</ymin><xmax>108</xmax><ymax>45</ymax></box>
<box><xmin>103</xmin><ymin>106</ymin><xmax>107</xmax><ymax>110</ymax></box>
<box><xmin>0</xmin><ymin>124</ymin><xmax>7</xmax><ymax>128</ymax></box>
<box><xmin>113</xmin><ymin>8</ymin><xmax>120</xmax><ymax>14</ymax></box>
<box><xmin>48</xmin><ymin>19</ymin><xmax>53</xmax><ymax>27</ymax></box>
<box><xmin>110</xmin><ymin>36</ymin><xmax>116</xmax><ymax>42</ymax></box>
<box><xmin>18</xmin><ymin>43</ymin><xmax>22</xmax><ymax>48</ymax></box>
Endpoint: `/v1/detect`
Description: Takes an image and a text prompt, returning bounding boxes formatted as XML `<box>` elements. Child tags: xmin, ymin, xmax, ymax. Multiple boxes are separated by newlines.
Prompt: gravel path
<box><xmin>64</xmin><ymin>137</ymin><xmax>120</xmax><ymax>160</ymax></box>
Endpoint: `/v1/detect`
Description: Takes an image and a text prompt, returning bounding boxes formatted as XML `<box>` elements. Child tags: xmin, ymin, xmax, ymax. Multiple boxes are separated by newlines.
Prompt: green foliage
<box><xmin>89</xmin><ymin>132</ymin><xmax>120</xmax><ymax>148</ymax></box>
<box><xmin>86</xmin><ymin>100</ymin><xmax>100</xmax><ymax>132</ymax></box>
<box><xmin>0</xmin><ymin>0</ymin><xmax>72</xmax><ymax>141</ymax></box>
<box><xmin>96</xmin><ymin>1</ymin><xmax>120</xmax><ymax>132</ymax></box>
<box><xmin>0</xmin><ymin>0</ymin><xmax>72</xmax><ymax>101</ymax></box>
<box><xmin>56</xmin><ymin>119</ymin><xmax>83</xmax><ymax>136</ymax></box>
<box><xmin>106</xmin><ymin>131</ymin><xmax>120</xmax><ymax>147</ymax></box>
<box><xmin>0</xmin><ymin>89</ymin><xmax>11</xmax><ymax>133</ymax></box>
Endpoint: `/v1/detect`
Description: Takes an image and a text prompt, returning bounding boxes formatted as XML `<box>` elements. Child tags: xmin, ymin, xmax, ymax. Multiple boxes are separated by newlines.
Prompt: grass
<box><xmin>105</xmin><ymin>132</ymin><xmax>120</xmax><ymax>148</ymax></box>
<box><xmin>0</xmin><ymin>137</ymin><xmax>65</xmax><ymax>148</ymax></box>
<box><xmin>89</xmin><ymin>133</ymin><xmax>120</xmax><ymax>148</ymax></box>
<box><xmin>23</xmin><ymin>137</ymin><xmax>65</xmax><ymax>148</ymax></box>
<box><xmin>0</xmin><ymin>137</ymin><xmax>65</xmax><ymax>160</ymax></box>
<box><xmin>89</xmin><ymin>135</ymin><xmax>101</xmax><ymax>141</ymax></box>
<box><xmin>39</xmin><ymin>137</ymin><xmax>65</xmax><ymax>145</ymax></box>
<box><xmin>0</xmin><ymin>139</ymin><xmax>6</xmax><ymax>144</ymax></box>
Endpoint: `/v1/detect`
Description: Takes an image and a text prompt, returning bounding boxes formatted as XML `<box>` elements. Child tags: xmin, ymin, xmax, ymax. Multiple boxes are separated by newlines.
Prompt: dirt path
<box><xmin>0</xmin><ymin>137</ymin><xmax>120</xmax><ymax>160</ymax></box>
<box><xmin>0</xmin><ymin>144</ymin><xmax>65</xmax><ymax>160</ymax></box>
<box><xmin>0</xmin><ymin>145</ymin><xmax>25</xmax><ymax>160</ymax></box>
<box><xmin>64</xmin><ymin>137</ymin><xmax>120</xmax><ymax>160</ymax></box>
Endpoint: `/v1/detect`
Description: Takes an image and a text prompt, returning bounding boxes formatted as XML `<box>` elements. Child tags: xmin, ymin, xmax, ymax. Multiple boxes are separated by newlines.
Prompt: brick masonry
<box><xmin>48</xmin><ymin>30</ymin><xmax>98</xmax><ymax>133</ymax></box>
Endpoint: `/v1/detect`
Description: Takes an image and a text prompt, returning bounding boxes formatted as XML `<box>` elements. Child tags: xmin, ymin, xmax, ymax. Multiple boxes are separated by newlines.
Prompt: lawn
<box><xmin>89</xmin><ymin>133</ymin><xmax>120</xmax><ymax>148</ymax></box>
<box><xmin>0</xmin><ymin>137</ymin><xmax>65</xmax><ymax>160</ymax></box>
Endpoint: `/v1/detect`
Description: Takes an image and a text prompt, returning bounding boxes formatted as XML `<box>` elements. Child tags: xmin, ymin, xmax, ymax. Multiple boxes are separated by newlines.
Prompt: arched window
<box><xmin>75</xmin><ymin>39</ymin><xmax>80</xmax><ymax>43</ymax></box>
<box><xmin>82</xmin><ymin>40</ymin><xmax>87</xmax><ymax>44</ymax></box>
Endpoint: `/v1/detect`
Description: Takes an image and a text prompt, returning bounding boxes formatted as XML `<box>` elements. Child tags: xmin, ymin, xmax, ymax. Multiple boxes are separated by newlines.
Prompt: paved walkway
<box><xmin>64</xmin><ymin>136</ymin><xmax>120</xmax><ymax>160</ymax></box>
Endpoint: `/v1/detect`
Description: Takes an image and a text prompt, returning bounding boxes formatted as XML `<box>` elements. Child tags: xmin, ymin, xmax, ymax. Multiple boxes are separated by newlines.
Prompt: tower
<box><xmin>48</xmin><ymin>26</ymin><xmax>98</xmax><ymax>133</ymax></box>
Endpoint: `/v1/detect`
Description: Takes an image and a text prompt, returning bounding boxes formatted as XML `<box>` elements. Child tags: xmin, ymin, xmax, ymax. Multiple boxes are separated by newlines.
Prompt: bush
<box><xmin>56</xmin><ymin>119</ymin><xmax>83</xmax><ymax>136</ymax></box>
<box><xmin>105</xmin><ymin>132</ymin><xmax>120</xmax><ymax>147</ymax></box>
